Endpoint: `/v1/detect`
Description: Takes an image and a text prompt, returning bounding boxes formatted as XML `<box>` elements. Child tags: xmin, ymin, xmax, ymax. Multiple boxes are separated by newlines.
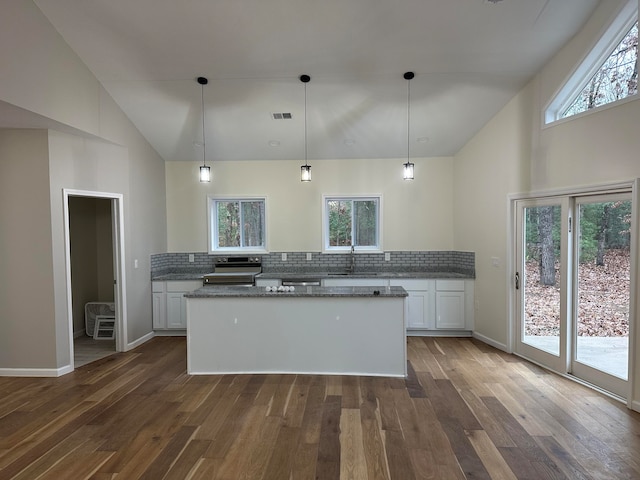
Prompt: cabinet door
<box><xmin>435</xmin><ymin>291</ymin><xmax>465</xmax><ymax>329</ymax></box>
<box><xmin>406</xmin><ymin>291</ymin><xmax>427</xmax><ymax>328</ymax></box>
<box><xmin>166</xmin><ymin>292</ymin><xmax>186</xmax><ymax>329</ymax></box>
<box><xmin>152</xmin><ymin>292</ymin><xmax>166</xmax><ymax>329</ymax></box>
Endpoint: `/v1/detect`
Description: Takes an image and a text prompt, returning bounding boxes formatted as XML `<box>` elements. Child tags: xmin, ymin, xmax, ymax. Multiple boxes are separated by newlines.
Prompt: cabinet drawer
<box><xmin>152</xmin><ymin>281</ymin><xmax>165</xmax><ymax>293</ymax></box>
<box><xmin>436</xmin><ymin>280</ymin><xmax>465</xmax><ymax>291</ymax></box>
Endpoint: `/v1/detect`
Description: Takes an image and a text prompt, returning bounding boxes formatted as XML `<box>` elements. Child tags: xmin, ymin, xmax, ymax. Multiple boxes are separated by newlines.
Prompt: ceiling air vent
<box><xmin>272</xmin><ymin>112</ymin><xmax>292</xmax><ymax>120</ymax></box>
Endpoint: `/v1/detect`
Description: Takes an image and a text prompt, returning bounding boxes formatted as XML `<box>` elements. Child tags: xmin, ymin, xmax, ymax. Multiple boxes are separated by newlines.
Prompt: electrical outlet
<box><xmin>491</xmin><ymin>257</ymin><xmax>500</xmax><ymax>268</ymax></box>
<box><xmin>384</xmin><ymin>252</ymin><xmax>391</xmax><ymax>261</ymax></box>
<box><xmin>306</xmin><ymin>252</ymin><xmax>312</xmax><ymax>261</ymax></box>
<box><xmin>281</xmin><ymin>252</ymin><xmax>287</xmax><ymax>261</ymax></box>
<box><xmin>189</xmin><ymin>254</ymin><xmax>195</xmax><ymax>263</ymax></box>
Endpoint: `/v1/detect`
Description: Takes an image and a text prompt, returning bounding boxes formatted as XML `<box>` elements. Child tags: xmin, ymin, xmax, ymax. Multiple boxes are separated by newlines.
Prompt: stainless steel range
<box><xmin>202</xmin><ymin>256</ymin><xmax>262</xmax><ymax>286</ymax></box>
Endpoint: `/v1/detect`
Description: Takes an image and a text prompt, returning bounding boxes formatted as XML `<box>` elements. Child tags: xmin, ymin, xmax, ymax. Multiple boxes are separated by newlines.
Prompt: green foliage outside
<box><xmin>328</xmin><ymin>199</ymin><xmax>378</xmax><ymax>247</ymax></box>
<box><xmin>216</xmin><ymin>200</ymin><xmax>265</xmax><ymax>248</ymax></box>
<box><xmin>525</xmin><ymin>201</ymin><xmax>631</xmax><ymax>264</ymax></box>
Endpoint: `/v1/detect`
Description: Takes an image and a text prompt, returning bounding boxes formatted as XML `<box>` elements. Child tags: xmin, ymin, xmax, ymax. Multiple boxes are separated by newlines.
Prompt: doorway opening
<box><xmin>63</xmin><ymin>189</ymin><xmax>127</xmax><ymax>370</ymax></box>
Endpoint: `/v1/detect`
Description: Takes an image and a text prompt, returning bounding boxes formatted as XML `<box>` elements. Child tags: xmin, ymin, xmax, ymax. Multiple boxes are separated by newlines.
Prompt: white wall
<box><xmin>453</xmin><ymin>0</ymin><xmax>640</xmax><ymax>405</ymax></box>
<box><xmin>0</xmin><ymin>129</ymin><xmax>58</xmax><ymax>369</ymax></box>
<box><xmin>166</xmin><ymin>157</ymin><xmax>454</xmax><ymax>252</ymax></box>
<box><xmin>0</xmin><ymin>0</ymin><xmax>167</xmax><ymax>372</ymax></box>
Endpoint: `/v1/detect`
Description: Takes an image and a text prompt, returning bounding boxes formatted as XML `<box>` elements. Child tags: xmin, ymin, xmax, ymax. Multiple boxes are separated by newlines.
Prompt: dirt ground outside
<box><xmin>524</xmin><ymin>249</ymin><xmax>630</xmax><ymax>337</ymax></box>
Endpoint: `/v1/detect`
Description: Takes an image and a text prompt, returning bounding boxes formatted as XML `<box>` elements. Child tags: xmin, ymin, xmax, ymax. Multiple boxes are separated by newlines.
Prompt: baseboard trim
<box><xmin>407</xmin><ymin>330</ymin><xmax>472</xmax><ymax>337</ymax></box>
<box><xmin>472</xmin><ymin>332</ymin><xmax>509</xmax><ymax>353</ymax></box>
<box><xmin>74</xmin><ymin>329</ymin><xmax>86</xmax><ymax>339</ymax></box>
<box><xmin>0</xmin><ymin>364</ymin><xmax>73</xmax><ymax>377</ymax></box>
<box><xmin>125</xmin><ymin>331</ymin><xmax>155</xmax><ymax>351</ymax></box>
<box><xmin>630</xmin><ymin>400</ymin><xmax>640</xmax><ymax>413</ymax></box>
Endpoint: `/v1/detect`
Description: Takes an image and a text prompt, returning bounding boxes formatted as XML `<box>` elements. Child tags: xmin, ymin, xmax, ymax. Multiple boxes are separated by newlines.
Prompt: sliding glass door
<box><xmin>515</xmin><ymin>198</ymin><xmax>569</xmax><ymax>373</ymax></box>
<box><xmin>514</xmin><ymin>191</ymin><xmax>632</xmax><ymax>398</ymax></box>
<box><xmin>573</xmin><ymin>194</ymin><xmax>631</xmax><ymax>396</ymax></box>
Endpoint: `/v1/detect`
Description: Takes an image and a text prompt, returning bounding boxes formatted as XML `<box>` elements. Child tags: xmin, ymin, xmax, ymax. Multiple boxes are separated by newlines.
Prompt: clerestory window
<box><xmin>545</xmin><ymin>1</ymin><xmax>638</xmax><ymax>124</ymax></box>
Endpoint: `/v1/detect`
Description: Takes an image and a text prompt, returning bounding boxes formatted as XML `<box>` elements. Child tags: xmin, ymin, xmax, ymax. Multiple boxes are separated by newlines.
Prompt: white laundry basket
<box><xmin>84</xmin><ymin>302</ymin><xmax>115</xmax><ymax>337</ymax></box>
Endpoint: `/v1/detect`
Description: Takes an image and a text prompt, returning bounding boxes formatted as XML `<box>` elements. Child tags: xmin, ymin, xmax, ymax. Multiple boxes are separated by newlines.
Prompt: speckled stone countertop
<box><xmin>256</xmin><ymin>271</ymin><xmax>473</xmax><ymax>280</ymax></box>
<box><xmin>152</xmin><ymin>271</ymin><xmax>209</xmax><ymax>281</ymax></box>
<box><xmin>152</xmin><ymin>270</ymin><xmax>473</xmax><ymax>281</ymax></box>
<box><xmin>184</xmin><ymin>285</ymin><xmax>408</xmax><ymax>298</ymax></box>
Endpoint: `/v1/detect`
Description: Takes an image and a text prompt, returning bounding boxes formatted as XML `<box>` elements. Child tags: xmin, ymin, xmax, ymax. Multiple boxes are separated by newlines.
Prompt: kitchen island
<box><xmin>185</xmin><ymin>285</ymin><xmax>408</xmax><ymax>377</ymax></box>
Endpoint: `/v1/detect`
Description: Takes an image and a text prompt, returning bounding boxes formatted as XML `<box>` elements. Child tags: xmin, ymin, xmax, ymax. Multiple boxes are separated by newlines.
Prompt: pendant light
<box><xmin>300</xmin><ymin>74</ymin><xmax>311</xmax><ymax>182</ymax></box>
<box><xmin>197</xmin><ymin>76</ymin><xmax>211</xmax><ymax>182</ymax></box>
<box><xmin>403</xmin><ymin>71</ymin><xmax>415</xmax><ymax>180</ymax></box>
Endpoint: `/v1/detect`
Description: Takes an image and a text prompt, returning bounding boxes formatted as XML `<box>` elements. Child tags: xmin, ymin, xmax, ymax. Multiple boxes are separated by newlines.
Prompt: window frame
<box><xmin>544</xmin><ymin>0</ymin><xmax>638</xmax><ymax>125</ymax></box>
<box><xmin>207</xmin><ymin>195</ymin><xmax>268</xmax><ymax>254</ymax></box>
<box><xmin>322</xmin><ymin>194</ymin><xmax>383</xmax><ymax>253</ymax></box>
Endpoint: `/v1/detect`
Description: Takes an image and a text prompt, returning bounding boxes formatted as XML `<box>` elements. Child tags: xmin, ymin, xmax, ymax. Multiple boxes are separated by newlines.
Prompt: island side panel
<box><xmin>187</xmin><ymin>296</ymin><xmax>406</xmax><ymax>377</ymax></box>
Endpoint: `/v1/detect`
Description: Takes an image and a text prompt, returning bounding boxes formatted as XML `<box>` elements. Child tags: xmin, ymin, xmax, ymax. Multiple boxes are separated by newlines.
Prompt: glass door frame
<box><xmin>571</xmin><ymin>192</ymin><xmax>632</xmax><ymax>398</ymax></box>
<box><xmin>513</xmin><ymin>196</ymin><xmax>572</xmax><ymax>374</ymax></box>
<box><xmin>510</xmin><ymin>180</ymin><xmax>638</xmax><ymax>403</ymax></box>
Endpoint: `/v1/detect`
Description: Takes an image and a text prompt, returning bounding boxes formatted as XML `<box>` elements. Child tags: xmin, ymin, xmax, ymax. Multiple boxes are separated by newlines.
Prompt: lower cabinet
<box><xmin>256</xmin><ymin>275</ymin><xmax>474</xmax><ymax>334</ymax></box>
<box><xmin>152</xmin><ymin>280</ymin><xmax>202</xmax><ymax>331</ymax></box>
<box><xmin>390</xmin><ymin>279</ymin><xmax>432</xmax><ymax>330</ymax></box>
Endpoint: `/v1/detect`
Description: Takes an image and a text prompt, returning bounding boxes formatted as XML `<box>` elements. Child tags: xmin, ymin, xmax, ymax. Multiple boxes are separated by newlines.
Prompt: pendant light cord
<box><xmin>407</xmin><ymin>75</ymin><xmax>411</xmax><ymax>162</ymax></box>
<box><xmin>201</xmin><ymin>82</ymin><xmax>206</xmax><ymax>166</ymax></box>
<box><xmin>304</xmin><ymin>81</ymin><xmax>308</xmax><ymax>167</ymax></box>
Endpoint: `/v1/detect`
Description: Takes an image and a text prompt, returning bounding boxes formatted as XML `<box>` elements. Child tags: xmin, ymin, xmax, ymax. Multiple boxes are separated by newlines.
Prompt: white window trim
<box><xmin>544</xmin><ymin>0</ymin><xmax>638</xmax><ymax>125</ymax></box>
<box><xmin>207</xmin><ymin>195</ymin><xmax>268</xmax><ymax>254</ymax></box>
<box><xmin>322</xmin><ymin>194</ymin><xmax>383</xmax><ymax>254</ymax></box>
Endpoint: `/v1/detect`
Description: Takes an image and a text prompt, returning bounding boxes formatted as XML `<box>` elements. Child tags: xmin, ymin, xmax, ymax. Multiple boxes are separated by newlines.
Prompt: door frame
<box><xmin>509</xmin><ymin>179</ymin><xmax>638</xmax><ymax>406</ymax></box>
<box><xmin>63</xmin><ymin>189</ymin><xmax>127</xmax><ymax>368</ymax></box>
<box><xmin>513</xmin><ymin>196</ymin><xmax>571</xmax><ymax>374</ymax></box>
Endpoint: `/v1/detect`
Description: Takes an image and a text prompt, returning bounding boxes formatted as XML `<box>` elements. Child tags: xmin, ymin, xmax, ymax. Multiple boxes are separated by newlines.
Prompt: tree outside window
<box><xmin>209</xmin><ymin>197</ymin><xmax>266</xmax><ymax>252</ymax></box>
<box><xmin>325</xmin><ymin>196</ymin><xmax>380</xmax><ymax>250</ymax></box>
<box><xmin>562</xmin><ymin>22</ymin><xmax>638</xmax><ymax>118</ymax></box>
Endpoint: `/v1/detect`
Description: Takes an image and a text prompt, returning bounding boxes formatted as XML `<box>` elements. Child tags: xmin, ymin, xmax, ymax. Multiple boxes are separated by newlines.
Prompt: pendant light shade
<box><xmin>403</xmin><ymin>71</ymin><xmax>415</xmax><ymax>180</ymax></box>
<box><xmin>199</xmin><ymin>165</ymin><xmax>211</xmax><ymax>182</ymax></box>
<box><xmin>197</xmin><ymin>76</ymin><xmax>211</xmax><ymax>183</ymax></box>
<box><xmin>300</xmin><ymin>74</ymin><xmax>311</xmax><ymax>182</ymax></box>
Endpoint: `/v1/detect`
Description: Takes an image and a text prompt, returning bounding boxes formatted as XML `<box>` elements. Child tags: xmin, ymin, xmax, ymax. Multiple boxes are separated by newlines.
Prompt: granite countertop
<box><xmin>152</xmin><ymin>270</ymin><xmax>473</xmax><ymax>281</ymax></box>
<box><xmin>185</xmin><ymin>285</ymin><xmax>408</xmax><ymax>298</ymax></box>
<box><xmin>256</xmin><ymin>271</ymin><xmax>473</xmax><ymax>280</ymax></box>
<box><xmin>152</xmin><ymin>272</ymin><xmax>208</xmax><ymax>281</ymax></box>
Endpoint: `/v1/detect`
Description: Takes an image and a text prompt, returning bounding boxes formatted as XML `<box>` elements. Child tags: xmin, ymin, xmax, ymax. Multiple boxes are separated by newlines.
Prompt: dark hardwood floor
<box><xmin>0</xmin><ymin>336</ymin><xmax>639</xmax><ymax>479</ymax></box>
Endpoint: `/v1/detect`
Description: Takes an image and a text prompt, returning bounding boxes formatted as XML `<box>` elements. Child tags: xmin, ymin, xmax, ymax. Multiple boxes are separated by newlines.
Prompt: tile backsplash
<box><xmin>151</xmin><ymin>251</ymin><xmax>475</xmax><ymax>277</ymax></box>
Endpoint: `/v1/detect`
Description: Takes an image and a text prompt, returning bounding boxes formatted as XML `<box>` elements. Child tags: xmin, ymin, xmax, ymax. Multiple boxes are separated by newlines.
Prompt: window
<box><xmin>208</xmin><ymin>197</ymin><xmax>267</xmax><ymax>253</ymax></box>
<box><xmin>545</xmin><ymin>1</ymin><xmax>638</xmax><ymax>123</ymax></box>
<box><xmin>323</xmin><ymin>195</ymin><xmax>382</xmax><ymax>252</ymax></box>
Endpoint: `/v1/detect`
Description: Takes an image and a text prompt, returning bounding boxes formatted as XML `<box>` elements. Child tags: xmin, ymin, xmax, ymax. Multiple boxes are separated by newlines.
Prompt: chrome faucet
<box><xmin>349</xmin><ymin>244</ymin><xmax>355</xmax><ymax>274</ymax></box>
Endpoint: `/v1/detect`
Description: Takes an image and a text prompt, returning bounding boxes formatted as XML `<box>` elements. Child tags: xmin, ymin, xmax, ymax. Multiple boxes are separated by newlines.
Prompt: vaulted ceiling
<box><xmin>33</xmin><ymin>0</ymin><xmax>600</xmax><ymax>162</ymax></box>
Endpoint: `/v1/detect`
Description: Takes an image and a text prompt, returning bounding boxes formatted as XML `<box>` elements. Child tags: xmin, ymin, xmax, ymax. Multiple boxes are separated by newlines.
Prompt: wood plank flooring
<box><xmin>1</xmin><ymin>336</ymin><xmax>639</xmax><ymax>479</ymax></box>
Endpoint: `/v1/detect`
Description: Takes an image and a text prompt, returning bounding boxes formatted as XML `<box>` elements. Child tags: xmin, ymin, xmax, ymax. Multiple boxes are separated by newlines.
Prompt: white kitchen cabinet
<box><xmin>153</xmin><ymin>280</ymin><xmax>201</xmax><ymax>332</ymax></box>
<box><xmin>390</xmin><ymin>279</ymin><xmax>433</xmax><ymax>330</ymax></box>
<box><xmin>435</xmin><ymin>280</ymin><xmax>466</xmax><ymax>330</ymax></box>
<box><xmin>152</xmin><ymin>281</ymin><xmax>166</xmax><ymax>329</ymax></box>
